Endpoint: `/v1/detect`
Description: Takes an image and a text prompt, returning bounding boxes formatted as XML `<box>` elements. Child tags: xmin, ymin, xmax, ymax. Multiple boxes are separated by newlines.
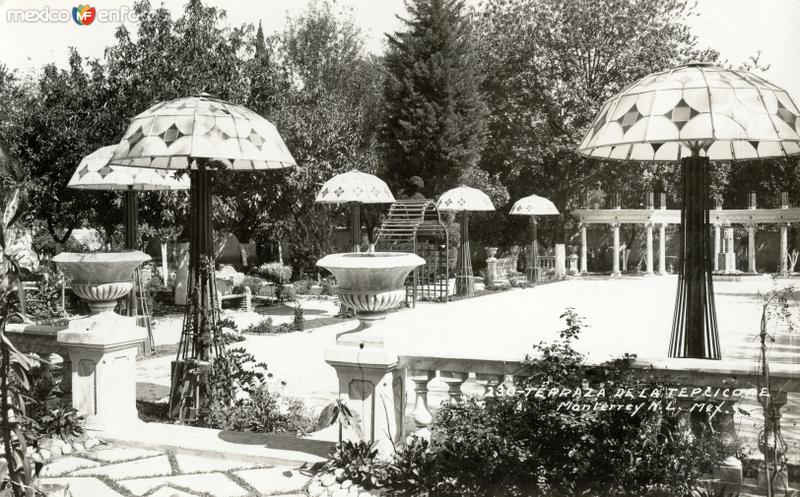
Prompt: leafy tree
<box><xmin>475</xmin><ymin>0</ymin><xmax>720</xmax><ymax>247</ymax></box>
<box><xmin>380</xmin><ymin>0</ymin><xmax>489</xmax><ymax>197</ymax></box>
<box><xmin>265</xmin><ymin>0</ymin><xmax>384</xmax><ymax>273</ymax></box>
<box><xmin>3</xmin><ymin>51</ymin><xmax>118</xmax><ymax>249</ymax></box>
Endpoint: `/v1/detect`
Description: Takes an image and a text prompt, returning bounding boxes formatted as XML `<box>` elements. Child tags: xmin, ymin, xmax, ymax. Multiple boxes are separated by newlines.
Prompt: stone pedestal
<box><xmin>325</xmin><ymin>342</ymin><xmax>403</xmax><ymax>458</ymax></box>
<box><xmin>57</xmin><ymin>314</ymin><xmax>146</xmax><ymax>432</ymax></box>
<box><xmin>718</xmin><ymin>252</ymin><xmax>737</xmax><ymax>273</ymax></box>
<box><xmin>174</xmin><ymin>241</ymin><xmax>190</xmax><ymax>305</ymax></box>
<box><xmin>485</xmin><ymin>248</ymin><xmax>498</xmax><ymax>288</ymax></box>
<box><xmin>566</xmin><ymin>253</ymin><xmax>579</xmax><ymax>276</ymax></box>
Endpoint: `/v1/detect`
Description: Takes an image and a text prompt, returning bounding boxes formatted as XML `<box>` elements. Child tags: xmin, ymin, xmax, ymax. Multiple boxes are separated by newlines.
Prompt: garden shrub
<box><xmin>419</xmin><ymin>308</ymin><xmax>725</xmax><ymax>497</ymax></box>
<box><xmin>293</xmin><ymin>305</ymin><xmax>304</xmax><ymax>331</ymax></box>
<box><xmin>327</xmin><ymin>309</ymin><xmax>725</xmax><ymax>497</ymax></box>
<box><xmin>320</xmin><ymin>277</ymin><xmax>336</xmax><ymax>296</ymax></box>
<box><xmin>22</xmin><ymin>268</ymin><xmax>66</xmax><ymax>323</ymax></box>
<box><xmin>23</xmin><ymin>365</ymin><xmax>84</xmax><ymax>442</ymax></box>
<box><xmin>239</xmin><ymin>275</ymin><xmax>267</xmax><ymax>295</ymax></box>
<box><xmin>256</xmin><ymin>263</ymin><xmax>295</xmax><ymax>302</ymax></box>
<box><xmin>242</xmin><ymin>317</ymin><xmax>294</xmax><ymax>335</ymax></box>
<box><xmin>197</xmin><ymin>347</ymin><xmax>314</xmax><ymax>434</ymax></box>
<box><xmin>257</xmin><ymin>263</ymin><xmax>292</xmax><ymax>285</ymax></box>
<box><xmin>329</xmin><ymin>441</ymin><xmax>391</xmax><ymax>490</ymax></box>
<box><xmin>292</xmin><ymin>278</ymin><xmax>313</xmax><ymax>295</ymax></box>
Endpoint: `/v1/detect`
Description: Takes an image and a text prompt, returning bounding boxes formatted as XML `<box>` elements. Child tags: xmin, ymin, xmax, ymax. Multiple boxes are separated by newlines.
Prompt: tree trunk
<box><xmin>240</xmin><ymin>243</ymin><xmax>249</xmax><ymax>267</ymax></box>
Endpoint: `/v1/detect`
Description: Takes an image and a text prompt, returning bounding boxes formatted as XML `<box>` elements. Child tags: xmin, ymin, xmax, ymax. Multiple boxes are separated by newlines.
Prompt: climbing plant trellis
<box><xmin>375</xmin><ymin>199</ymin><xmax>450</xmax><ymax>306</ymax></box>
<box><xmin>109</xmin><ymin>93</ymin><xmax>297</xmax><ymax>421</ymax></box>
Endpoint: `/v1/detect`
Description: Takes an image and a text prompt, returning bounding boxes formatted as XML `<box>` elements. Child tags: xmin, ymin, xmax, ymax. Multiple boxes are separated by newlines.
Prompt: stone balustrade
<box><xmin>5</xmin><ymin>322</ymin><xmax>71</xmax><ymax>393</ymax></box>
<box><xmin>394</xmin><ymin>354</ymin><xmax>800</xmax><ymax>494</ymax></box>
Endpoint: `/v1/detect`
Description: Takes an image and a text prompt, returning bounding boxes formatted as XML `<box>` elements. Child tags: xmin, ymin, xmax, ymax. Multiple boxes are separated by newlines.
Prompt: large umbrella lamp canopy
<box><xmin>111</xmin><ymin>93</ymin><xmax>297</xmax><ymax>170</ymax></box>
<box><xmin>510</xmin><ymin>194</ymin><xmax>559</xmax><ymax>216</ymax></box>
<box><xmin>577</xmin><ymin>62</ymin><xmax>800</xmax><ymax>161</ymax></box>
<box><xmin>315</xmin><ymin>170</ymin><xmax>395</xmax><ymax>204</ymax></box>
<box><xmin>68</xmin><ymin>146</ymin><xmax>190</xmax><ymax>191</ymax></box>
<box><xmin>437</xmin><ymin>186</ymin><xmax>495</xmax><ymax>212</ymax></box>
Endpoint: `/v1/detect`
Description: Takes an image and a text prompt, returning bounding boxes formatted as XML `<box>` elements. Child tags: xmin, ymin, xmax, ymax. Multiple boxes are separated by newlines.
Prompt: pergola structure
<box><xmin>574</xmin><ymin>192</ymin><xmax>800</xmax><ymax>276</ymax></box>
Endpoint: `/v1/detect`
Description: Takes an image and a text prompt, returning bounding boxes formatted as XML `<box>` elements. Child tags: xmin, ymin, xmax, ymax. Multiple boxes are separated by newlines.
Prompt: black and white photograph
<box><xmin>0</xmin><ymin>0</ymin><xmax>798</xmax><ymax>495</ymax></box>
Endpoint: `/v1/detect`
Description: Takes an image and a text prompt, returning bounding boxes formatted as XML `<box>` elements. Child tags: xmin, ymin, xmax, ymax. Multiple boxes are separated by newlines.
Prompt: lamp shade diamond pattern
<box><xmin>111</xmin><ymin>94</ymin><xmax>297</xmax><ymax>170</ymax></box>
<box><xmin>68</xmin><ymin>146</ymin><xmax>189</xmax><ymax>191</ymax></box>
<box><xmin>437</xmin><ymin>186</ymin><xmax>495</xmax><ymax>212</ymax></box>
<box><xmin>577</xmin><ymin>63</ymin><xmax>800</xmax><ymax>162</ymax></box>
<box><xmin>315</xmin><ymin>170</ymin><xmax>395</xmax><ymax>204</ymax></box>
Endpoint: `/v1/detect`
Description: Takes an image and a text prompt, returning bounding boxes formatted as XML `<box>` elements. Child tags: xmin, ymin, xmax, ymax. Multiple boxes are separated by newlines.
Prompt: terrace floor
<box><xmin>137</xmin><ymin>274</ymin><xmax>800</xmax><ymax>463</ymax></box>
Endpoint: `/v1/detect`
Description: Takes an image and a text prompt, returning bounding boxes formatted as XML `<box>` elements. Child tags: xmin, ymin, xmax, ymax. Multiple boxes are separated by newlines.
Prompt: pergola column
<box><xmin>611</xmin><ymin>222</ymin><xmax>621</xmax><ymax>277</ymax></box>
<box><xmin>748</xmin><ymin>192</ymin><xmax>757</xmax><ymax>274</ymax></box>
<box><xmin>780</xmin><ymin>192</ymin><xmax>789</xmax><ymax>276</ymax></box>
<box><xmin>713</xmin><ymin>224</ymin><xmax>721</xmax><ymax>272</ymax></box>
<box><xmin>645</xmin><ymin>222</ymin><xmax>654</xmax><ymax>275</ymax></box>
<box><xmin>580</xmin><ymin>223</ymin><xmax>588</xmax><ymax>274</ymax></box>
<box><xmin>658</xmin><ymin>223</ymin><xmax>667</xmax><ymax>275</ymax></box>
<box><xmin>780</xmin><ymin>223</ymin><xmax>789</xmax><ymax>276</ymax></box>
<box><xmin>748</xmin><ymin>224</ymin><xmax>757</xmax><ymax>274</ymax></box>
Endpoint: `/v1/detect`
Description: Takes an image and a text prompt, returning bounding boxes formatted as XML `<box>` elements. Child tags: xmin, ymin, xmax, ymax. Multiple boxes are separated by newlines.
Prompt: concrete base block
<box><xmin>58</xmin><ymin>313</ymin><xmax>146</xmax><ymax>432</ymax></box>
<box><xmin>324</xmin><ymin>345</ymin><xmax>403</xmax><ymax>459</ymax></box>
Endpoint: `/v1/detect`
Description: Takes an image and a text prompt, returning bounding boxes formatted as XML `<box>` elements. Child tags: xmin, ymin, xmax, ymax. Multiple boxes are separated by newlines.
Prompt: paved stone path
<box><xmin>39</xmin><ymin>445</ymin><xmax>315</xmax><ymax>497</ymax></box>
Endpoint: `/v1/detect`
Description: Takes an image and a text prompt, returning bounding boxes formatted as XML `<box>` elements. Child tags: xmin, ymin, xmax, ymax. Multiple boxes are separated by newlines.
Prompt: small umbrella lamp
<box><xmin>577</xmin><ymin>62</ymin><xmax>800</xmax><ymax>359</ymax></box>
<box><xmin>510</xmin><ymin>194</ymin><xmax>559</xmax><ymax>284</ymax></box>
<box><xmin>437</xmin><ymin>186</ymin><xmax>495</xmax><ymax>296</ymax></box>
<box><xmin>67</xmin><ymin>145</ymin><xmax>189</xmax><ymax>353</ymax></box>
<box><xmin>109</xmin><ymin>94</ymin><xmax>296</xmax><ymax>420</ymax></box>
<box><xmin>315</xmin><ymin>170</ymin><xmax>395</xmax><ymax>252</ymax></box>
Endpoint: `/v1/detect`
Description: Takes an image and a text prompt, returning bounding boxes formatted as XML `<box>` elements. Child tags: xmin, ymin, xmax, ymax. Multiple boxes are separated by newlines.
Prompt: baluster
<box><xmin>440</xmin><ymin>371</ymin><xmax>468</xmax><ymax>403</ymax></box>
<box><xmin>410</xmin><ymin>369</ymin><xmax>435</xmax><ymax>438</ymax></box>
<box><xmin>672</xmin><ymin>387</ymin><xmax>696</xmax><ymax>443</ymax></box>
<box><xmin>475</xmin><ymin>373</ymin><xmax>505</xmax><ymax>399</ymax></box>
<box><xmin>242</xmin><ymin>286</ymin><xmax>252</xmax><ymax>312</ymax></box>
<box><xmin>713</xmin><ymin>389</ymin><xmax>743</xmax><ymax>485</ymax></box>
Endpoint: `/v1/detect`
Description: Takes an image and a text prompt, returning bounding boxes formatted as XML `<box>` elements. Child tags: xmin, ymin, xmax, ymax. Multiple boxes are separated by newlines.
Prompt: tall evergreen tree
<box><xmin>380</xmin><ymin>0</ymin><xmax>488</xmax><ymax>197</ymax></box>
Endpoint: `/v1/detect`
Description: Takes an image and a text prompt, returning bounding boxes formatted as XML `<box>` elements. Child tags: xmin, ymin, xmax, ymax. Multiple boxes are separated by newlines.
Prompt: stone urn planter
<box><xmin>53</xmin><ymin>251</ymin><xmax>151</xmax><ymax>315</ymax></box>
<box><xmin>317</xmin><ymin>252</ymin><xmax>425</xmax><ymax>346</ymax></box>
<box><xmin>485</xmin><ymin>246</ymin><xmax>498</xmax><ymax>260</ymax></box>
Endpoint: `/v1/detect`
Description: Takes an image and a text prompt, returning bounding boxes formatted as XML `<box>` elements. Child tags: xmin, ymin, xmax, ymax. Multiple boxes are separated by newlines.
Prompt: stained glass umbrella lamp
<box><xmin>67</xmin><ymin>145</ymin><xmax>189</xmax><ymax>249</ymax></box>
<box><xmin>510</xmin><ymin>194</ymin><xmax>559</xmax><ymax>284</ymax></box>
<box><xmin>437</xmin><ymin>186</ymin><xmax>495</xmax><ymax>297</ymax></box>
<box><xmin>109</xmin><ymin>93</ymin><xmax>297</xmax><ymax>420</ymax></box>
<box><xmin>315</xmin><ymin>170</ymin><xmax>395</xmax><ymax>252</ymax></box>
<box><xmin>67</xmin><ymin>145</ymin><xmax>189</xmax><ymax>353</ymax></box>
<box><xmin>578</xmin><ymin>62</ymin><xmax>800</xmax><ymax>359</ymax></box>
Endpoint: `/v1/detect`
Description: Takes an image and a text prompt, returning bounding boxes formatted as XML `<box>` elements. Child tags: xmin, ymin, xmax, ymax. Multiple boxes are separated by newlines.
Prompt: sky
<box><xmin>0</xmin><ymin>0</ymin><xmax>798</xmax><ymax>99</ymax></box>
